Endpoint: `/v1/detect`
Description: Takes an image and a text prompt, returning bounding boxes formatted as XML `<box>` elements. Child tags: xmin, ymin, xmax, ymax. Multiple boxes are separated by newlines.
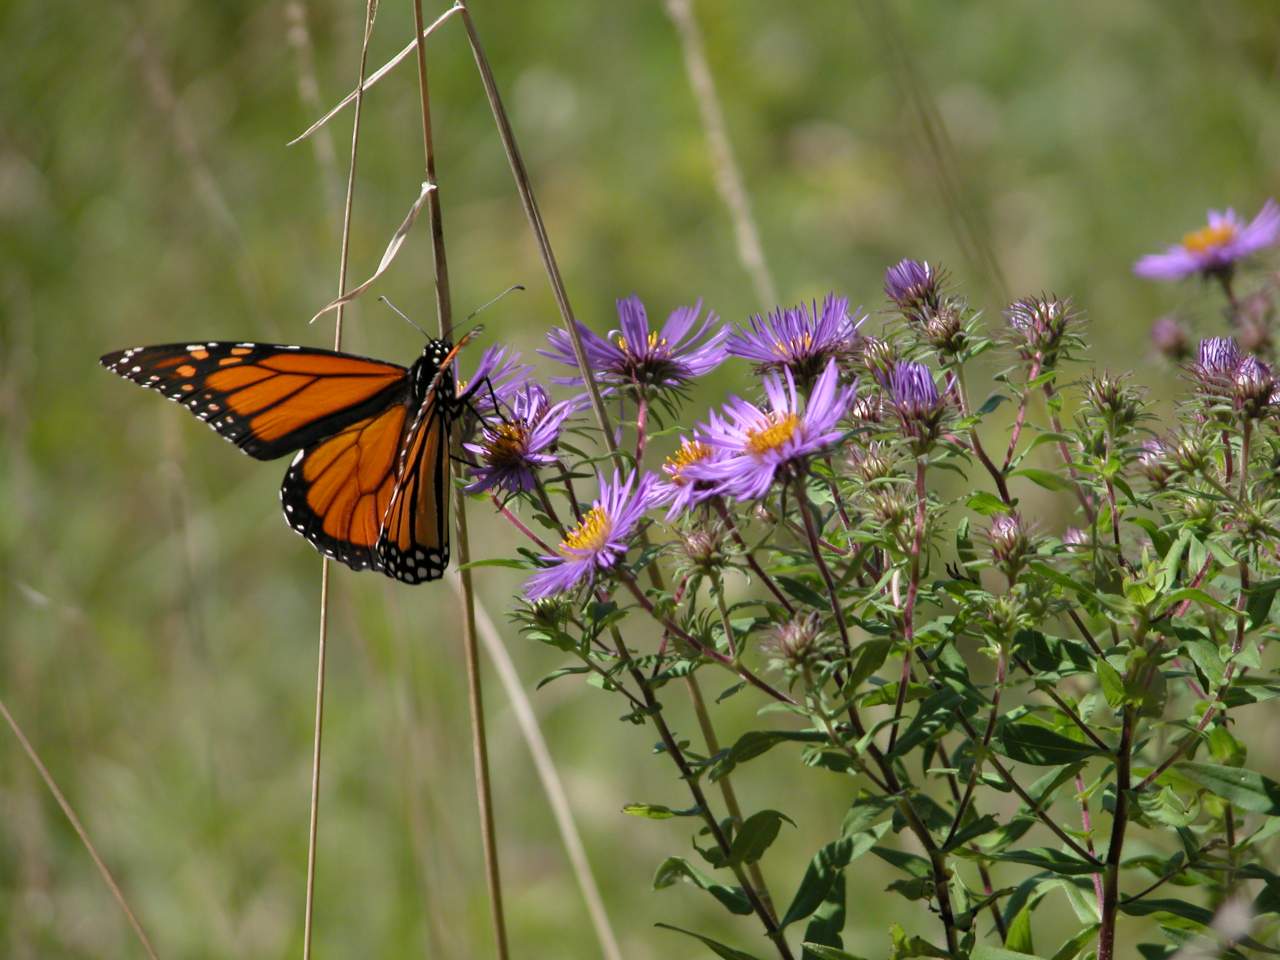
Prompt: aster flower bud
<box><xmin>848</xmin><ymin>392</ymin><xmax>885</xmax><ymax>424</ymax></box>
<box><xmin>847</xmin><ymin>441</ymin><xmax>893</xmax><ymax>482</ymax></box>
<box><xmin>886</xmin><ymin>360</ymin><xmax>948</xmax><ymax>446</ymax></box>
<box><xmin>884</xmin><ymin>259</ymin><xmax>944</xmax><ymax>321</ymax></box>
<box><xmin>922</xmin><ymin>300</ymin><xmax>968</xmax><ymax>355</ymax></box>
<box><xmin>1150</xmin><ymin>316</ymin><xmax>1191</xmax><ymax>362</ymax></box>
<box><xmin>1084</xmin><ymin>371</ymin><xmax>1141</xmax><ymax>430</ymax></box>
<box><xmin>987</xmin><ymin>513</ymin><xmax>1031</xmax><ymax>576</ymax></box>
<box><xmin>1195</xmin><ymin>337</ymin><xmax>1241</xmax><ymax>383</ymax></box>
<box><xmin>859</xmin><ymin>336</ymin><xmax>897</xmax><ymax>382</ymax></box>
<box><xmin>1005</xmin><ymin>294</ymin><xmax>1078</xmax><ymax>365</ymax></box>
<box><xmin>870</xmin><ymin>489</ymin><xmax>913</xmax><ymax>530</ymax></box>
<box><xmin>1063</xmin><ymin>527</ymin><xmax>1091</xmax><ymax>552</ymax></box>
<box><xmin>1169</xmin><ymin>430</ymin><xmax>1212</xmax><ymax>476</ymax></box>
<box><xmin>1136</xmin><ymin>439</ymin><xmax>1172</xmax><ymax>486</ymax></box>
<box><xmin>674</xmin><ymin>524</ymin><xmax>727</xmax><ymax>576</ymax></box>
<box><xmin>1234</xmin><ymin>355</ymin><xmax>1274</xmax><ymax>418</ymax></box>
<box><xmin>767</xmin><ymin>611</ymin><xmax>828</xmax><ymax>671</ymax></box>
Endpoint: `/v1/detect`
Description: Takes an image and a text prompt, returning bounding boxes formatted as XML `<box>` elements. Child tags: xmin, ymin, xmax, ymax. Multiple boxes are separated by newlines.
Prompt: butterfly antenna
<box><xmin>379</xmin><ymin>296</ymin><xmax>433</xmax><ymax>339</ymax></box>
<box><xmin>464</xmin><ymin>284</ymin><xmax>525</xmax><ymax>324</ymax></box>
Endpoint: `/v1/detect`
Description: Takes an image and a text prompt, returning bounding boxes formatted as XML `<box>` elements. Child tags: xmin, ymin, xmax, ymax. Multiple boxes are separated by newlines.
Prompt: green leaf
<box><xmin>801</xmin><ymin>946</ymin><xmax>869</xmax><ymax>960</ymax></box>
<box><xmin>1154</xmin><ymin>587</ymin><xmax>1237</xmax><ymax>618</ymax></box>
<box><xmin>782</xmin><ymin>822</ymin><xmax>890</xmax><ymax>928</ymax></box>
<box><xmin>710</xmin><ymin>729</ymin><xmax>827</xmax><ymax>782</ymax></box>
<box><xmin>1011</xmin><ymin>468</ymin><xmax>1076</xmax><ymax>492</ymax></box>
<box><xmin>886</xmin><ymin>686</ymin><xmax>971</xmax><ymax>760</ymax></box>
<box><xmin>621</xmin><ymin>802</ymin><xmax>697</xmax><ymax>820</ymax></box>
<box><xmin>941</xmin><ymin>814</ymin><xmax>999</xmax><ymax>853</ymax></box>
<box><xmin>997</xmin><ymin>719</ymin><xmax>1106</xmax><ymax>766</ymax></box>
<box><xmin>727</xmin><ymin>809</ymin><xmax>792</xmax><ymax>867</ymax></box>
<box><xmin>802</xmin><ymin>872</ymin><xmax>846</xmax><ymax>959</ymax></box>
<box><xmin>977</xmin><ymin>393</ymin><xmax>1010</xmax><ymax>415</ymax></box>
<box><xmin>1096</xmin><ymin>659</ymin><xmax>1126</xmax><ymax>709</ymax></box>
<box><xmin>776</xmin><ymin>575</ymin><xmax>830</xmax><ymax>609</ymax></box>
<box><xmin>652</xmin><ymin>857</ymin><xmax>752</xmax><ymax>914</ymax></box>
<box><xmin>967</xmin><ymin>491</ymin><xmax>1010</xmax><ymax>516</ymax></box>
<box><xmin>846</xmin><ymin>638</ymin><xmax>892</xmax><ymax>691</ymax></box>
<box><xmin>989</xmin><ymin>848</ymin><xmax>1100</xmax><ymax>876</ymax></box>
<box><xmin>1048</xmin><ymin>924</ymin><xmax>1100</xmax><ymax>960</ymax></box>
<box><xmin>1248</xmin><ymin>577</ymin><xmax>1280</xmax><ymax>628</ymax></box>
<box><xmin>972</xmin><ymin>948</ymin><xmax>1048</xmax><ymax>960</ymax></box>
<box><xmin>1168</xmin><ymin>761</ymin><xmax>1280</xmax><ymax>814</ymax></box>
<box><xmin>536</xmin><ymin>665</ymin><xmax>591</xmax><ymax>689</ymax></box>
<box><xmin>655</xmin><ymin>923</ymin><xmax>763</xmax><ymax>960</ymax></box>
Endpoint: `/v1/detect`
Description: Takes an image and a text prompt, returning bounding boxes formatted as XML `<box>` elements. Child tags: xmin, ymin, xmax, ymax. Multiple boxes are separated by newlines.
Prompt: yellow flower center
<box><xmin>617</xmin><ymin>331</ymin><xmax>665</xmax><ymax>355</ymax></box>
<box><xmin>1182</xmin><ymin>222</ymin><xmax>1237</xmax><ymax>254</ymax></box>
<box><xmin>772</xmin><ymin>332</ymin><xmax>813</xmax><ymax>359</ymax></box>
<box><xmin>560</xmin><ymin>505</ymin><xmax>611</xmax><ymax>554</ymax></box>
<box><xmin>745</xmin><ymin>412</ymin><xmax>801</xmax><ymax>456</ymax></box>
<box><xmin>485</xmin><ymin>422</ymin><xmax>527</xmax><ymax>463</ymax></box>
<box><xmin>664</xmin><ymin>438</ymin><xmax>712</xmax><ymax>485</ymax></box>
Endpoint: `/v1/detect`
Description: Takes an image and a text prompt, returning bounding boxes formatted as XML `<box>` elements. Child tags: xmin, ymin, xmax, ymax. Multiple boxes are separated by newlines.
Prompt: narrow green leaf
<box><xmin>801</xmin><ymin>872</ymin><xmax>846</xmax><ymax>959</ymax></box>
<box><xmin>727</xmin><ymin>809</ymin><xmax>792</xmax><ymax>867</ymax></box>
<box><xmin>652</xmin><ymin>857</ymin><xmax>752</xmax><ymax>914</ymax></box>
<box><xmin>997</xmin><ymin>720</ymin><xmax>1105</xmax><ymax>766</ymax></box>
<box><xmin>989</xmin><ymin>848</ymin><xmax>1100</xmax><ymax>876</ymax></box>
<box><xmin>655</xmin><ymin>923</ymin><xmax>763</xmax><ymax>960</ymax></box>
<box><xmin>1012</xmin><ymin>468</ymin><xmax>1076</xmax><ymax>492</ymax></box>
<box><xmin>801</xmin><ymin>946</ymin><xmax>869</xmax><ymax>960</ymax></box>
<box><xmin>622</xmin><ymin>802</ymin><xmax>697</xmax><ymax>820</ymax></box>
<box><xmin>972</xmin><ymin>947</ymin><xmax>1048</xmax><ymax>960</ymax></box>
<box><xmin>710</xmin><ymin>729</ymin><xmax>827</xmax><ymax>782</ymax></box>
<box><xmin>1169</xmin><ymin>761</ymin><xmax>1280</xmax><ymax>814</ymax></box>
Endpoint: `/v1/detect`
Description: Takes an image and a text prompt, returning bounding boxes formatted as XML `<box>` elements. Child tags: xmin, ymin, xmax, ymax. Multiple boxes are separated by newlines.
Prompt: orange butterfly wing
<box><xmin>100</xmin><ymin>342</ymin><xmax>409</xmax><ymax>459</ymax></box>
<box><xmin>373</xmin><ymin>394</ymin><xmax>452</xmax><ymax>584</ymax></box>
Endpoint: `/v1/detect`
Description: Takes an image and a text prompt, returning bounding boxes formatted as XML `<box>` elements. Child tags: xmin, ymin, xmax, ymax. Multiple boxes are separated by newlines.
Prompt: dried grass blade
<box><xmin>308</xmin><ymin>181</ymin><xmax>436</xmax><ymax>324</ymax></box>
<box><xmin>288</xmin><ymin>3</ymin><xmax>461</xmax><ymax>147</ymax></box>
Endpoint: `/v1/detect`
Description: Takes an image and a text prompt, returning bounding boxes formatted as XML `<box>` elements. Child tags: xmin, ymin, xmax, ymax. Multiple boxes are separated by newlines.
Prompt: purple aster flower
<box><xmin>1234</xmin><ymin>355</ymin><xmax>1274</xmax><ymax>416</ymax></box>
<box><xmin>540</xmin><ymin>296</ymin><xmax>728</xmax><ymax>390</ymax></box>
<box><xmin>523</xmin><ymin>469</ymin><xmax>657</xmax><ymax>600</ymax></box>
<box><xmin>653</xmin><ymin>436</ymin><xmax>721</xmax><ymax>519</ymax></box>
<box><xmin>464</xmin><ymin>382</ymin><xmax>573</xmax><ymax>495</ymax></box>
<box><xmin>884</xmin><ymin>259</ymin><xmax>944</xmax><ymax>317</ymax></box>
<box><xmin>1137</xmin><ymin>438</ymin><xmax>1171</xmax><ymax>486</ymax></box>
<box><xmin>458</xmin><ymin>344</ymin><xmax>533</xmax><ymax>413</ymax></box>
<box><xmin>1134</xmin><ymin>200</ymin><xmax>1280</xmax><ymax>280</ymax></box>
<box><xmin>687</xmin><ymin>358</ymin><xmax>855</xmax><ymax>501</ymax></box>
<box><xmin>726</xmin><ymin>294</ymin><xmax>864</xmax><ymax>381</ymax></box>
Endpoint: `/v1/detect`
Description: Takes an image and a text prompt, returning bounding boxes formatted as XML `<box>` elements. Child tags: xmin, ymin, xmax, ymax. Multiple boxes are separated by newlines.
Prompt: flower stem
<box><xmin>887</xmin><ymin>461</ymin><xmax>927</xmax><ymax>755</ymax></box>
<box><xmin>1098</xmin><ymin>707</ymin><xmax>1134</xmax><ymax>960</ymax></box>
<box><xmin>713</xmin><ymin>498</ymin><xmax>794</xmax><ymax>613</ymax></box>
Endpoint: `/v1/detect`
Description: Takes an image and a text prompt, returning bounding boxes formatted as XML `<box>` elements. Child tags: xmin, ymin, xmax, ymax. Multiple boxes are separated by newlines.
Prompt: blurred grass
<box><xmin>3</xmin><ymin>1</ymin><xmax>1280</xmax><ymax>957</ymax></box>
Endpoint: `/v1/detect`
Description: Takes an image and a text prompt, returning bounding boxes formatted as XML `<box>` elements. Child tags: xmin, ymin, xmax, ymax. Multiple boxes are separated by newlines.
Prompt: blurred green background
<box><xmin>4</xmin><ymin>1</ymin><xmax>1280</xmax><ymax>957</ymax></box>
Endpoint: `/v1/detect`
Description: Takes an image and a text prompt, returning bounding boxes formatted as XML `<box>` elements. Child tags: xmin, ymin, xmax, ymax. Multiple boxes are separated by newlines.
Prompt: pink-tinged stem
<box><xmin>887</xmin><ymin>461</ymin><xmax>927</xmax><ymax>755</ymax></box>
<box><xmin>1002</xmin><ymin>353</ymin><xmax>1042</xmax><ymax>469</ymax></box>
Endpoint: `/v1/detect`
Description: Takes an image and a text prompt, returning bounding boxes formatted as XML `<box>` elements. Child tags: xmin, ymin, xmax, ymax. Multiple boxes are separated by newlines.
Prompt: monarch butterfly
<box><xmin>100</xmin><ymin>335</ymin><xmax>482</xmax><ymax>584</ymax></box>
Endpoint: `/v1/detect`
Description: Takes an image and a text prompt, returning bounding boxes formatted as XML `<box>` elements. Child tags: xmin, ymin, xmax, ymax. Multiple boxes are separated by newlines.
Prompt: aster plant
<box><xmin>466</xmin><ymin>249</ymin><xmax>1280</xmax><ymax>960</ymax></box>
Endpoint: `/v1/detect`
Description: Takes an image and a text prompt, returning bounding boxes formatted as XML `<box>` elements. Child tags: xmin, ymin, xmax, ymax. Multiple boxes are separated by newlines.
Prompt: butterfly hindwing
<box><xmin>374</xmin><ymin>393</ymin><xmax>452</xmax><ymax>584</ymax></box>
<box><xmin>279</xmin><ymin>398</ymin><xmax>415</xmax><ymax>572</ymax></box>
<box><xmin>100</xmin><ymin>342</ymin><xmax>409</xmax><ymax>460</ymax></box>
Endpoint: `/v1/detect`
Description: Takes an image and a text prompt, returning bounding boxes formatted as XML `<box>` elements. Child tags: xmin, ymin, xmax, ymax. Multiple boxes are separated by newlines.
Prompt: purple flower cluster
<box><xmin>884</xmin><ymin>259</ymin><xmax>943</xmax><ymax>317</ymax></box>
<box><xmin>1135</xmin><ymin>200</ymin><xmax>1280</xmax><ymax>280</ymax></box>
<box><xmin>884</xmin><ymin>360</ymin><xmax>947</xmax><ymax>444</ymax></box>
<box><xmin>726</xmin><ymin>295</ymin><xmax>863</xmax><ymax>381</ymax></box>
<box><xmin>542</xmin><ymin>296</ymin><xmax>728</xmax><ymax>391</ymax></box>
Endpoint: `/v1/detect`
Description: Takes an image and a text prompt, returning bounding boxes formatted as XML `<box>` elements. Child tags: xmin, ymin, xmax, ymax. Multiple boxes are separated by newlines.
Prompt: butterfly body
<box><xmin>101</xmin><ymin>338</ymin><xmax>466</xmax><ymax>584</ymax></box>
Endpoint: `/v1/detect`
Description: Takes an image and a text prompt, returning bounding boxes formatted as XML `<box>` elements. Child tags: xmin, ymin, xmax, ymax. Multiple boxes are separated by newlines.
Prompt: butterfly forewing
<box><xmin>100</xmin><ymin>342</ymin><xmax>409</xmax><ymax>459</ymax></box>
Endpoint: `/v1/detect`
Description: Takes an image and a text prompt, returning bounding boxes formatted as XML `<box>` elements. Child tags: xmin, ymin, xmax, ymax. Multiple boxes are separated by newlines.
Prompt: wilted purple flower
<box><xmin>884</xmin><ymin>259</ymin><xmax>943</xmax><ymax>317</ymax></box>
<box><xmin>541</xmin><ymin>296</ymin><xmax>728</xmax><ymax>389</ymax></box>
<box><xmin>1062</xmin><ymin>527</ymin><xmax>1091</xmax><ymax>552</ymax></box>
<box><xmin>726</xmin><ymin>294</ymin><xmax>864</xmax><ymax>381</ymax></box>
<box><xmin>688</xmin><ymin>358</ymin><xmax>855</xmax><ymax>501</ymax></box>
<box><xmin>1134</xmin><ymin>200</ymin><xmax>1280</xmax><ymax>280</ymax></box>
<box><xmin>523</xmin><ymin>469</ymin><xmax>657</xmax><ymax>600</ymax></box>
<box><xmin>886</xmin><ymin>360</ymin><xmax>947</xmax><ymax>443</ymax></box>
<box><xmin>653</xmin><ymin>436</ymin><xmax>720</xmax><ymax>519</ymax></box>
<box><xmin>464</xmin><ymin>383</ymin><xmax>573</xmax><ymax>495</ymax></box>
<box><xmin>1150</xmin><ymin>316</ymin><xmax>1191</xmax><ymax>362</ymax></box>
<box><xmin>1005</xmin><ymin>295</ymin><xmax>1078</xmax><ymax>362</ymax></box>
